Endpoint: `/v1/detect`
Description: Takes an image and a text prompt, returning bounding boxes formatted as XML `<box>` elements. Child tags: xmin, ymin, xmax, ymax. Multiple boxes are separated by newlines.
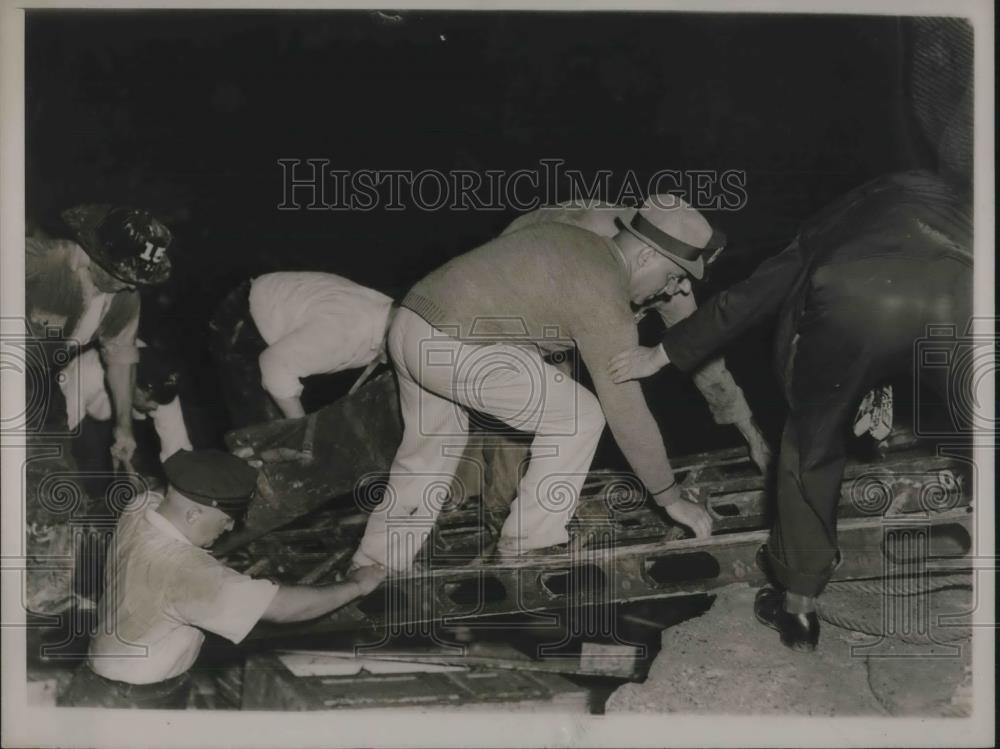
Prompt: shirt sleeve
<box><xmin>98</xmin><ymin>295</ymin><xmax>141</xmax><ymax>366</ymax></box>
<box><xmin>169</xmin><ymin>555</ymin><xmax>279</xmax><ymax>644</ymax></box>
<box><xmin>258</xmin><ymin>335</ymin><xmax>309</xmax><ymax>399</ymax></box>
<box><xmin>660</xmin><ymin>240</ymin><xmax>804</xmax><ymax>373</ymax></box>
<box><xmin>59</xmin><ymin>353</ymin><xmax>85</xmax><ymax>431</ymax></box>
<box><xmin>653</xmin><ymin>294</ymin><xmax>754</xmax><ymax>426</ymax></box>
<box><xmin>25</xmin><ymin>238</ymin><xmax>81</xmax><ymax>326</ymax></box>
<box><xmin>690</xmin><ymin>358</ymin><xmax>754</xmax><ymax>425</ymax></box>
<box><xmin>258</xmin><ymin>316</ymin><xmax>375</xmax><ymax>399</ymax></box>
<box><xmin>61</xmin><ymin>349</ymin><xmax>115</xmax><ymax>429</ymax></box>
<box><xmin>151</xmin><ymin>396</ymin><xmax>194</xmax><ymax>462</ymax></box>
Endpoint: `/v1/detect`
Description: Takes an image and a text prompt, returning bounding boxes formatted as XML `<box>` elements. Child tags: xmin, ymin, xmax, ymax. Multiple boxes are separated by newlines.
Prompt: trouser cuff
<box><xmin>763</xmin><ymin>544</ymin><xmax>841</xmax><ymax>598</ymax></box>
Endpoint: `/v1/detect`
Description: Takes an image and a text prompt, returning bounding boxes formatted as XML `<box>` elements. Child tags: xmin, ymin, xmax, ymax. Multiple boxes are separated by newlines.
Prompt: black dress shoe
<box><xmin>754</xmin><ymin>586</ymin><xmax>820</xmax><ymax>652</ymax></box>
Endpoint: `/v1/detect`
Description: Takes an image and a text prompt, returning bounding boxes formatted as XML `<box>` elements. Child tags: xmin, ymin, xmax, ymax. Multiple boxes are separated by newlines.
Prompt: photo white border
<box><xmin>1</xmin><ymin>1</ymin><xmax>993</xmax><ymax>747</ymax></box>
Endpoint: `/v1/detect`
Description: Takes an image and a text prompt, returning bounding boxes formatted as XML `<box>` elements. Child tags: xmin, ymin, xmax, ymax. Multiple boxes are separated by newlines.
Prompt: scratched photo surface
<box><xmin>1</xmin><ymin>3</ymin><xmax>993</xmax><ymax>748</ymax></box>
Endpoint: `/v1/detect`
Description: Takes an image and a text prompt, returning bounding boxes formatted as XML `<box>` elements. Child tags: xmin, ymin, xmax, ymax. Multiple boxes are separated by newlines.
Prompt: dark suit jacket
<box><xmin>660</xmin><ymin>170</ymin><xmax>973</xmax><ymax>385</ymax></box>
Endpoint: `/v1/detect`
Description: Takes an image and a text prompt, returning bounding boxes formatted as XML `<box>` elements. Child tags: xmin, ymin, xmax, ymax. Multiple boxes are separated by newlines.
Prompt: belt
<box><xmin>88</xmin><ymin>665</ymin><xmax>191</xmax><ymax>695</ymax></box>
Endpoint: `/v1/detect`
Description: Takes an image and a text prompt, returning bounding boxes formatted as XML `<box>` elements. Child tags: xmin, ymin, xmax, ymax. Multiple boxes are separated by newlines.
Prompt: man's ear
<box><xmin>636</xmin><ymin>245</ymin><xmax>657</xmax><ymax>268</ymax></box>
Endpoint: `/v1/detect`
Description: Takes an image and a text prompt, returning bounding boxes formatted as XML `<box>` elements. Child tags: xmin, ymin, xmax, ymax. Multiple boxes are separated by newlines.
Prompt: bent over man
<box><xmin>27</xmin><ymin>204</ymin><xmax>173</xmax><ymax>466</ymax></box>
<box><xmin>210</xmin><ymin>271</ymin><xmax>396</xmax><ymax>426</ymax></box>
<box><xmin>503</xmin><ymin>200</ymin><xmax>771</xmax><ymax>472</ymax></box>
<box><xmin>353</xmin><ymin>194</ymin><xmax>722</xmax><ymax>572</ymax></box>
<box><xmin>60</xmin><ymin>342</ymin><xmax>192</xmax><ymax>467</ymax></box>
<box><xmin>25</xmin><ymin>205</ymin><xmax>173</xmax><ymax>615</ymax></box>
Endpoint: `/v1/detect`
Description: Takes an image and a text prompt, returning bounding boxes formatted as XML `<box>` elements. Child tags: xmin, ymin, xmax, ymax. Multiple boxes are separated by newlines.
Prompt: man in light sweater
<box><xmin>501</xmin><ymin>201</ymin><xmax>771</xmax><ymax>473</ymax></box>
<box><xmin>353</xmin><ymin>194</ymin><xmax>720</xmax><ymax>572</ymax></box>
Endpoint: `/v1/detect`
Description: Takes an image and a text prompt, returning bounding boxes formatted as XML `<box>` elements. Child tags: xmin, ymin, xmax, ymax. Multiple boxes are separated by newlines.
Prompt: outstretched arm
<box><xmin>261</xmin><ymin>565</ymin><xmax>385</xmax><ymax>624</ymax></box>
<box><xmin>609</xmin><ymin>241</ymin><xmax>805</xmax><ymax>383</ymax></box>
<box><xmin>654</xmin><ymin>293</ymin><xmax>773</xmax><ymax>475</ymax></box>
<box><xmin>578</xmin><ymin>315</ymin><xmax>713</xmax><ymax>539</ymax></box>
<box><xmin>659</xmin><ymin>240</ymin><xmax>804</xmax><ymax>373</ymax></box>
<box><xmin>101</xmin><ymin>309</ymin><xmax>141</xmax><ymax>470</ymax></box>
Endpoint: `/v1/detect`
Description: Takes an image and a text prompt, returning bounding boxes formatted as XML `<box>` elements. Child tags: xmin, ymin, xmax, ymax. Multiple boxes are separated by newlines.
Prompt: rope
<box><xmin>818</xmin><ymin>573</ymin><xmax>972</xmax><ymax>643</ymax></box>
<box><xmin>825</xmin><ymin>573</ymin><xmax>972</xmax><ymax>597</ymax></box>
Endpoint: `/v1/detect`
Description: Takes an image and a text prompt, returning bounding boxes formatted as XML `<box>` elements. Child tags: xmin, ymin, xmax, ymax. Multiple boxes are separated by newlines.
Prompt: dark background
<box><xmin>25</xmin><ymin>11</ymin><xmax>942</xmax><ymax>461</ymax></box>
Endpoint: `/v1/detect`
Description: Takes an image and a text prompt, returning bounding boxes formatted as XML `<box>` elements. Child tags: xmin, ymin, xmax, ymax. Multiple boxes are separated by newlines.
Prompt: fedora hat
<box><xmin>614</xmin><ymin>194</ymin><xmax>726</xmax><ymax>280</ymax></box>
<box><xmin>61</xmin><ymin>204</ymin><xmax>173</xmax><ymax>287</ymax></box>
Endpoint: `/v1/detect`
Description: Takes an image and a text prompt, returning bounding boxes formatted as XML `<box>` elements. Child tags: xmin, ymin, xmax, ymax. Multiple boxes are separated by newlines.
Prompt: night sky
<box><xmin>26</xmin><ymin>11</ymin><xmax>937</xmax><ymax>459</ymax></box>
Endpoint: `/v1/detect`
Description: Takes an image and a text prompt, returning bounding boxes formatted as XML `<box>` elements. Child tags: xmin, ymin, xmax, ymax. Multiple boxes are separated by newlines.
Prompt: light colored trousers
<box><xmin>353</xmin><ymin>308</ymin><xmax>606</xmax><ymax>571</ymax></box>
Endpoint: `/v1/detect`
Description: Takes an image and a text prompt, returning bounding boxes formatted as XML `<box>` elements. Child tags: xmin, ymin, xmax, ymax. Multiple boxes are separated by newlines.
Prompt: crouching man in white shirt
<box><xmin>60</xmin><ymin>342</ymin><xmax>193</xmax><ymax>467</ymax></box>
<box><xmin>210</xmin><ymin>272</ymin><xmax>396</xmax><ymax>426</ymax></box>
<box><xmin>59</xmin><ymin>449</ymin><xmax>384</xmax><ymax>709</ymax></box>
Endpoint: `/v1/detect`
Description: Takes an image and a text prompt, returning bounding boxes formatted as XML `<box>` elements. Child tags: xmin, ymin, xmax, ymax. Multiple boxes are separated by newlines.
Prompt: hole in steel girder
<box><xmin>616</xmin><ymin>517</ymin><xmax>645</xmax><ymax>528</ymax></box>
<box><xmin>540</xmin><ymin>565</ymin><xmax>608</xmax><ymax>597</ymax></box>
<box><xmin>930</xmin><ymin>523</ymin><xmax>972</xmax><ymax>556</ymax></box>
<box><xmin>880</xmin><ymin>522</ymin><xmax>972</xmax><ymax>563</ymax></box>
<box><xmin>709</xmin><ymin>503</ymin><xmax>741</xmax><ymax>517</ymax></box>
<box><xmin>644</xmin><ymin>552</ymin><xmax>721</xmax><ymax>586</ymax></box>
<box><xmin>442</xmin><ymin>576</ymin><xmax>507</xmax><ymax>606</ymax></box>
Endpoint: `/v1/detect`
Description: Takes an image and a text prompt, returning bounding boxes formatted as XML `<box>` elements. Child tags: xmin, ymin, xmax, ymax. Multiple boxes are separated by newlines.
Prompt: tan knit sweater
<box><xmin>403</xmin><ymin>222</ymin><xmax>676</xmax><ymax>495</ymax></box>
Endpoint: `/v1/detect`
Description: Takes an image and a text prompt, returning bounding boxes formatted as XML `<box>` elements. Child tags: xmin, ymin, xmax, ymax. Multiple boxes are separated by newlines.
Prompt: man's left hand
<box><xmin>110</xmin><ymin>426</ymin><xmax>137</xmax><ymax>472</ymax></box>
<box><xmin>735</xmin><ymin>418</ymin><xmax>774</xmax><ymax>475</ymax></box>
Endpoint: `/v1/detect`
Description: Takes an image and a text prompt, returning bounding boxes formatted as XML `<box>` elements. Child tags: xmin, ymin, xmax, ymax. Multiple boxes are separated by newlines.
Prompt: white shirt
<box><xmin>59</xmin><ymin>346</ymin><xmax>193</xmax><ymax>463</ymax></box>
<box><xmin>71</xmin><ymin>288</ymin><xmax>114</xmax><ymax>347</ymax></box>
<box><xmin>88</xmin><ymin>493</ymin><xmax>278</xmax><ymax>684</ymax></box>
<box><xmin>248</xmin><ymin>272</ymin><xmax>394</xmax><ymax>399</ymax></box>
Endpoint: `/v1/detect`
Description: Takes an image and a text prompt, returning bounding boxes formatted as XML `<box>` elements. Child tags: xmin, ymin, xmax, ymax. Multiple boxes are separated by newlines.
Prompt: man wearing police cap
<box><xmin>61</xmin><ymin>449</ymin><xmax>384</xmax><ymax>709</ymax></box>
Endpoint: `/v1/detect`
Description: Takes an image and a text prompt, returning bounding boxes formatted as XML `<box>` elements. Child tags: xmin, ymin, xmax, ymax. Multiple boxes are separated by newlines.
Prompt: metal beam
<box><xmin>247</xmin><ymin>506</ymin><xmax>974</xmax><ymax>641</ymax></box>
